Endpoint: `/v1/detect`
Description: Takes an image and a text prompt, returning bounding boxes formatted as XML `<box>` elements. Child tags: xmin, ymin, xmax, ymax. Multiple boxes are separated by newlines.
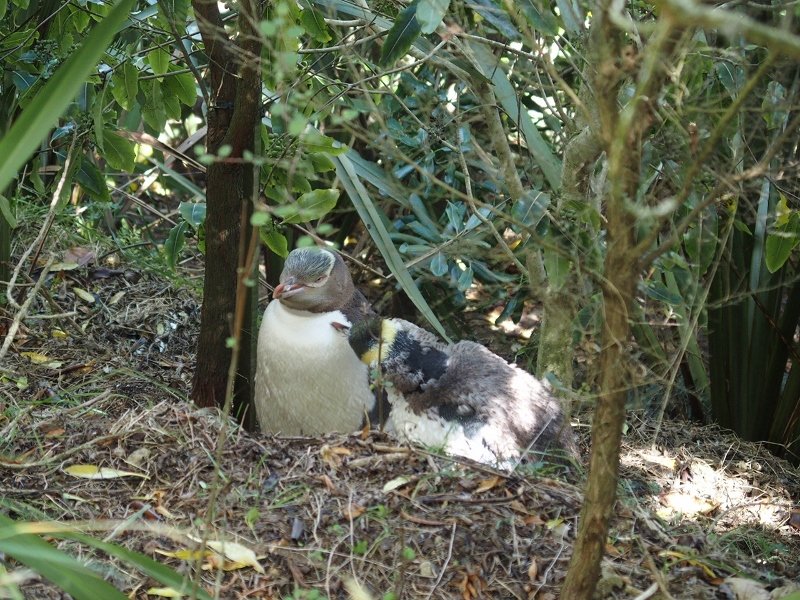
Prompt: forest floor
<box><xmin>1</xmin><ymin>248</ymin><xmax>799</xmax><ymax>600</ymax></box>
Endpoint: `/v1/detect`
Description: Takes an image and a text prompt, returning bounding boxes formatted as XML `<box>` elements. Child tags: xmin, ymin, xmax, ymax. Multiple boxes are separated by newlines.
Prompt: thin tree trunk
<box><xmin>190</xmin><ymin>0</ymin><xmax>262</xmax><ymax>431</ymax></box>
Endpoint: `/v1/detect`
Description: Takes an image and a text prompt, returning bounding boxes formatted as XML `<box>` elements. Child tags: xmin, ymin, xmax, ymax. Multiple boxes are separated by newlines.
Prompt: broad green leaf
<box><xmin>429</xmin><ymin>252</ymin><xmax>448</xmax><ymax>276</ymax></box>
<box><xmin>277</xmin><ymin>188</ymin><xmax>339</xmax><ymax>223</ymax></box>
<box><xmin>142</xmin><ymin>80</ymin><xmax>166</xmax><ymax>131</ymax></box>
<box><xmin>165</xmin><ymin>71</ymin><xmax>197</xmax><ymax>106</ymax></box>
<box><xmin>543</xmin><ymin>248</ymin><xmax>571</xmax><ymax>291</ymax></box>
<box><xmin>147</xmin><ymin>48</ymin><xmax>169</xmax><ymax>76</ymax></box>
<box><xmin>0</xmin><ymin>514</ymin><xmax>127</xmax><ymax>600</ymax></box>
<box><xmin>179</xmin><ymin>201</ymin><xmax>206</xmax><ymax>228</ymax></box>
<box><xmin>0</xmin><ymin>194</ymin><xmax>17</xmax><ymax>229</ymax></box>
<box><xmin>457</xmin><ymin>265</ymin><xmax>473</xmax><ymax>291</ymax></box>
<box><xmin>75</xmin><ymin>156</ymin><xmax>111</xmax><ymax>202</ymax></box>
<box><xmin>250</xmin><ymin>212</ymin><xmax>270</xmax><ymax>227</ymax></box>
<box><xmin>111</xmin><ymin>61</ymin><xmax>138</xmax><ymax>111</ymax></box>
<box><xmin>765</xmin><ymin>215</ymin><xmax>800</xmax><ymax>273</ymax></box>
<box><xmin>0</xmin><ymin>0</ymin><xmax>136</xmax><ymax>194</ymax></box>
<box><xmin>309</xmin><ymin>152</ymin><xmax>336</xmax><ymax>172</ymax></box>
<box><xmin>164</xmin><ymin>222</ymin><xmax>188</xmax><ymax>269</ymax></box>
<box><xmin>416</xmin><ymin>0</ymin><xmax>449</xmax><ymax>34</ymax></box>
<box><xmin>101</xmin><ymin>129</ymin><xmax>136</xmax><ymax>172</ymax></box>
<box><xmin>262</xmin><ymin>229</ymin><xmax>288</xmax><ymax>257</ymax></box>
<box><xmin>0</xmin><ymin>0</ymin><xmax>7</xmax><ymax>20</ymax></box>
<box><xmin>300</xmin><ymin>8</ymin><xmax>333</xmax><ymax>42</ymax></box>
<box><xmin>379</xmin><ymin>1</ymin><xmax>422</xmax><ymax>67</ymax></box>
<box><xmin>303</xmin><ymin>131</ymin><xmax>347</xmax><ymax>155</ymax></box>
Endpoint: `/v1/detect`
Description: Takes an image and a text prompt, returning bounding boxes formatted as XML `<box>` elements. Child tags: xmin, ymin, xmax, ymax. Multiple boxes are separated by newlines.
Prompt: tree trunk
<box><xmin>190</xmin><ymin>0</ymin><xmax>262</xmax><ymax>431</ymax></box>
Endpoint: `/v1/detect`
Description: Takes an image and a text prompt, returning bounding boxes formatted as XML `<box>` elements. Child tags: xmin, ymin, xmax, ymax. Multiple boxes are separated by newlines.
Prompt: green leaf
<box><xmin>111</xmin><ymin>61</ymin><xmax>138</xmax><ymax>111</ymax></box>
<box><xmin>309</xmin><ymin>152</ymin><xmax>336</xmax><ymax>172</ymax></box>
<box><xmin>300</xmin><ymin>8</ymin><xmax>333</xmax><ymax>42</ymax></box>
<box><xmin>164</xmin><ymin>221</ymin><xmax>188</xmax><ymax>269</ymax></box>
<box><xmin>379</xmin><ymin>1</ymin><xmax>422</xmax><ymax>67</ymax></box>
<box><xmin>165</xmin><ymin>71</ymin><xmax>197</xmax><ymax>106</ymax></box>
<box><xmin>0</xmin><ymin>194</ymin><xmax>17</xmax><ymax>229</ymax></box>
<box><xmin>277</xmin><ymin>188</ymin><xmax>339</xmax><ymax>223</ymax></box>
<box><xmin>543</xmin><ymin>248</ymin><xmax>570</xmax><ymax>291</ymax></box>
<box><xmin>75</xmin><ymin>156</ymin><xmax>111</xmax><ymax>202</ymax></box>
<box><xmin>0</xmin><ymin>0</ymin><xmax>7</xmax><ymax>20</ymax></box>
<box><xmin>101</xmin><ymin>129</ymin><xmax>136</xmax><ymax>172</ymax></box>
<box><xmin>178</xmin><ymin>201</ymin><xmax>206</xmax><ymax>229</ymax></box>
<box><xmin>416</xmin><ymin>0</ymin><xmax>449</xmax><ymax>34</ymax></box>
<box><xmin>303</xmin><ymin>131</ymin><xmax>347</xmax><ymax>155</ymax></box>
<box><xmin>142</xmin><ymin>79</ymin><xmax>166</xmax><ymax>131</ymax></box>
<box><xmin>262</xmin><ymin>229</ymin><xmax>289</xmax><ymax>257</ymax></box>
<box><xmin>335</xmin><ymin>153</ymin><xmax>451</xmax><ymax>341</ymax></box>
<box><xmin>146</xmin><ymin>48</ymin><xmax>169</xmax><ymax>76</ymax></box>
<box><xmin>765</xmin><ymin>215</ymin><xmax>800</xmax><ymax>273</ymax></box>
<box><xmin>429</xmin><ymin>252</ymin><xmax>448</xmax><ymax>276</ymax></box>
<box><xmin>0</xmin><ymin>0</ymin><xmax>136</xmax><ymax>194</ymax></box>
<box><xmin>0</xmin><ymin>515</ymin><xmax>127</xmax><ymax>600</ymax></box>
<box><xmin>456</xmin><ymin>264</ymin><xmax>473</xmax><ymax>291</ymax></box>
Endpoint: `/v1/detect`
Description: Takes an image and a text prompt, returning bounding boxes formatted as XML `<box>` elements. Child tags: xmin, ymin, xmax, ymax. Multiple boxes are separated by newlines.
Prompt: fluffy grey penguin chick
<box><xmin>254</xmin><ymin>247</ymin><xmax>385</xmax><ymax>434</ymax></box>
<box><xmin>344</xmin><ymin>317</ymin><xmax>577</xmax><ymax>468</ymax></box>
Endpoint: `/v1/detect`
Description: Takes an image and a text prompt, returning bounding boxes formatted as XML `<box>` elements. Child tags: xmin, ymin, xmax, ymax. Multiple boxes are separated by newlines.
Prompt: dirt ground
<box><xmin>1</xmin><ymin>258</ymin><xmax>799</xmax><ymax>600</ymax></box>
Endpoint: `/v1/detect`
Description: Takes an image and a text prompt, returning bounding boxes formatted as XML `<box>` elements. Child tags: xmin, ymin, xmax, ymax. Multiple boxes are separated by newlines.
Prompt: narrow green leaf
<box><xmin>0</xmin><ymin>194</ymin><xmax>17</xmax><ymax>229</ymax></box>
<box><xmin>101</xmin><ymin>129</ymin><xmax>136</xmax><ymax>172</ymax></box>
<box><xmin>335</xmin><ymin>154</ymin><xmax>451</xmax><ymax>342</ymax></box>
<box><xmin>465</xmin><ymin>41</ymin><xmax>561</xmax><ymax>189</ymax></box>
<box><xmin>164</xmin><ymin>221</ymin><xmax>188</xmax><ymax>269</ymax></box>
<box><xmin>0</xmin><ymin>0</ymin><xmax>137</xmax><ymax>194</ymax></box>
<box><xmin>75</xmin><ymin>156</ymin><xmax>111</xmax><ymax>202</ymax></box>
<box><xmin>0</xmin><ymin>515</ymin><xmax>127</xmax><ymax>600</ymax></box>
<box><xmin>416</xmin><ymin>0</ymin><xmax>449</xmax><ymax>34</ymax></box>
<box><xmin>59</xmin><ymin>533</ymin><xmax>213</xmax><ymax>600</ymax></box>
<box><xmin>379</xmin><ymin>1</ymin><xmax>422</xmax><ymax>67</ymax></box>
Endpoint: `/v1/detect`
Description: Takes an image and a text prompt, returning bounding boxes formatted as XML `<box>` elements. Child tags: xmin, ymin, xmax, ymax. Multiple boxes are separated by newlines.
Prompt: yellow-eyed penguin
<box><xmin>255</xmin><ymin>247</ymin><xmax>384</xmax><ymax>434</ymax></box>
<box><xmin>341</xmin><ymin>317</ymin><xmax>577</xmax><ymax>467</ymax></box>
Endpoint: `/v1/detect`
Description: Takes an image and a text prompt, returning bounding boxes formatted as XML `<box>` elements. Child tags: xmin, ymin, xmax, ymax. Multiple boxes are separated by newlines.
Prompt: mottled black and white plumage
<box><xmin>254</xmin><ymin>247</ymin><xmax>384</xmax><ymax>434</ymax></box>
<box><xmin>346</xmin><ymin>317</ymin><xmax>576</xmax><ymax>468</ymax></box>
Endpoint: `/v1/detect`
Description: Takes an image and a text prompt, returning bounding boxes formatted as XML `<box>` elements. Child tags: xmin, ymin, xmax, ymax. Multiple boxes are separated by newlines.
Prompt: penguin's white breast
<box><xmin>255</xmin><ymin>301</ymin><xmax>373</xmax><ymax>434</ymax></box>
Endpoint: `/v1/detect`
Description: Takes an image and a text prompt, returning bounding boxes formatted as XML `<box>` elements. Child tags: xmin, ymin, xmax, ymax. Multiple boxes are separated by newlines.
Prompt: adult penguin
<box><xmin>255</xmin><ymin>247</ymin><xmax>386</xmax><ymax>434</ymax></box>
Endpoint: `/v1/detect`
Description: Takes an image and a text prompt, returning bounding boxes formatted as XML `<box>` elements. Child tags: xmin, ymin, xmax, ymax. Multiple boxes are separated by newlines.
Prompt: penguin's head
<box><xmin>345</xmin><ymin>317</ymin><xmax>399</xmax><ymax>366</ymax></box>
<box><xmin>273</xmin><ymin>247</ymin><xmax>355</xmax><ymax>312</ymax></box>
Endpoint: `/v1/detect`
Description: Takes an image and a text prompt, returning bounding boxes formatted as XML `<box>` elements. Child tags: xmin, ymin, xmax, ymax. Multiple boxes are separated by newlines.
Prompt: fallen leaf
<box><xmin>43</xmin><ymin>427</ymin><xmax>65</xmax><ymax>438</ymax></box>
<box><xmin>787</xmin><ymin>510</ymin><xmax>800</xmax><ymax>530</ymax></box>
<box><xmin>51</xmin><ymin>328</ymin><xmax>68</xmax><ymax>339</ymax></box>
<box><xmin>342</xmin><ymin>504</ymin><xmax>365</xmax><ymax>520</ymax></box>
<box><xmin>20</xmin><ymin>351</ymin><xmax>51</xmax><ymax>364</ymax></box>
<box><xmin>108</xmin><ymin>290</ymin><xmax>126</xmax><ymax>305</ymax></box>
<box><xmin>184</xmin><ymin>537</ymin><xmax>266</xmax><ymax>575</ymax></box>
<box><xmin>64</xmin><ymin>464</ymin><xmax>149</xmax><ymax>480</ymax></box>
<box><xmin>49</xmin><ymin>262</ymin><xmax>80</xmax><ymax>272</ymax></box>
<box><xmin>719</xmin><ymin>576</ymin><xmax>770</xmax><ymax>600</ymax></box>
<box><xmin>383</xmin><ymin>476</ymin><xmax>410</xmax><ymax>493</ymax></box>
<box><xmin>64</xmin><ymin>247</ymin><xmax>96</xmax><ymax>266</ymax></box>
<box><xmin>475</xmin><ymin>475</ymin><xmax>503</xmax><ymax>494</ymax></box>
<box><xmin>154</xmin><ymin>548</ymin><xmax>210</xmax><ymax>561</ymax></box>
<box><xmin>320</xmin><ymin>444</ymin><xmax>351</xmax><ymax>468</ymax></box>
<box><xmin>146</xmin><ymin>586</ymin><xmax>186</xmax><ymax>598</ymax></box>
<box><xmin>72</xmin><ymin>287</ymin><xmax>96</xmax><ymax>304</ymax></box>
<box><xmin>527</xmin><ymin>559</ymin><xmax>538</xmax><ymax>581</ymax></box>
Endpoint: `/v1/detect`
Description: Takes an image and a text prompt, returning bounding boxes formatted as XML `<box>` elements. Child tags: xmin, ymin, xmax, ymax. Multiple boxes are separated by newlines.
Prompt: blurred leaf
<box><xmin>643</xmin><ymin>279</ymin><xmax>683</xmax><ymax>305</ymax></box>
<box><xmin>457</xmin><ymin>265</ymin><xmax>473</xmax><ymax>291</ymax></box>
<box><xmin>512</xmin><ymin>190</ymin><xmax>550</xmax><ymax>228</ymax></box>
<box><xmin>164</xmin><ymin>222</ymin><xmax>188</xmax><ymax>269</ymax></box>
<box><xmin>303</xmin><ymin>131</ymin><xmax>348</xmax><ymax>155</ymax></box>
<box><xmin>0</xmin><ymin>194</ymin><xmax>17</xmax><ymax>229</ymax></box>
<box><xmin>178</xmin><ymin>201</ymin><xmax>206</xmax><ymax>229</ymax></box>
<box><xmin>379</xmin><ymin>1</ymin><xmax>422</xmax><ymax>67</ymax></box>
<box><xmin>102</xmin><ymin>129</ymin><xmax>136</xmax><ymax>172</ymax></box>
<box><xmin>543</xmin><ymin>248</ymin><xmax>570</xmax><ymax>291</ymax></box>
<box><xmin>0</xmin><ymin>0</ymin><xmax>136</xmax><ymax>194</ymax></box>
<box><xmin>75</xmin><ymin>157</ymin><xmax>110</xmax><ymax>202</ymax></box>
<box><xmin>430</xmin><ymin>252</ymin><xmax>448</xmax><ymax>276</ymax></box>
<box><xmin>277</xmin><ymin>188</ymin><xmax>339</xmax><ymax>223</ymax></box>
<box><xmin>309</xmin><ymin>152</ymin><xmax>336</xmax><ymax>172</ymax></box>
<box><xmin>416</xmin><ymin>0</ymin><xmax>449</xmax><ymax>34</ymax></box>
<box><xmin>518</xmin><ymin>0</ymin><xmax>559</xmax><ymax>35</ymax></box>
<box><xmin>300</xmin><ymin>8</ymin><xmax>333</xmax><ymax>42</ymax></box>
<box><xmin>0</xmin><ymin>514</ymin><xmax>127</xmax><ymax>600</ymax></box>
